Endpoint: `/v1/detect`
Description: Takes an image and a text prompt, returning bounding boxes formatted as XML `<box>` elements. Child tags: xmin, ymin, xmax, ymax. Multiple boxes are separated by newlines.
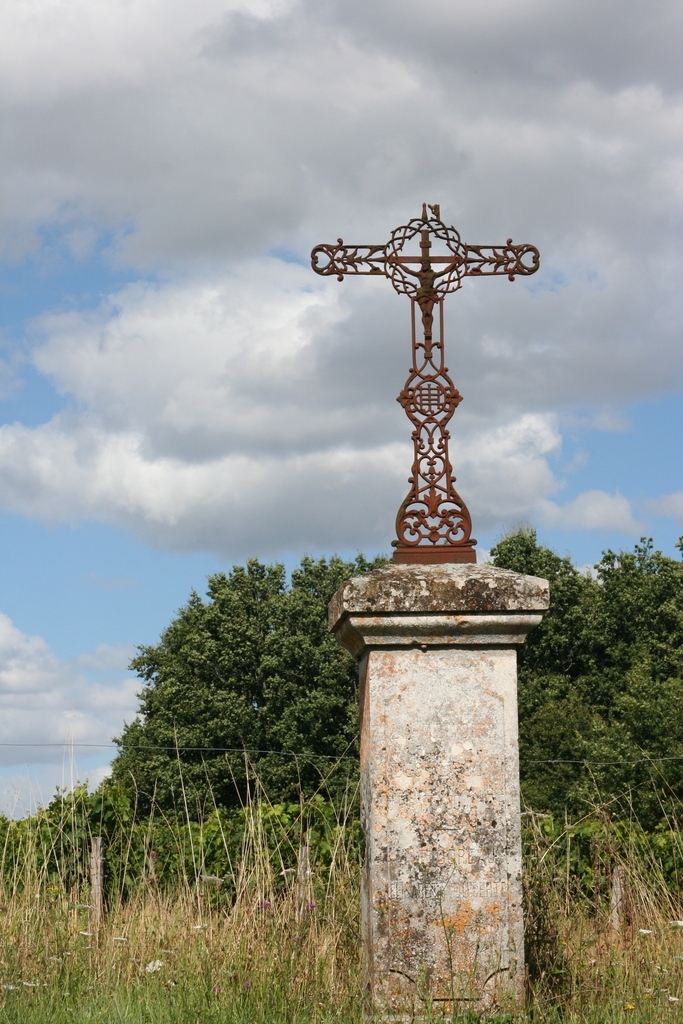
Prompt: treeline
<box><xmin>109</xmin><ymin>554</ymin><xmax>386</xmax><ymax>815</ymax></box>
<box><xmin>496</xmin><ymin>531</ymin><xmax>683</xmax><ymax>829</ymax></box>
<box><xmin>67</xmin><ymin>531</ymin><xmax>680</xmax><ymax>832</ymax></box>
<box><xmin>108</xmin><ymin>531</ymin><xmax>683</xmax><ymax>831</ymax></box>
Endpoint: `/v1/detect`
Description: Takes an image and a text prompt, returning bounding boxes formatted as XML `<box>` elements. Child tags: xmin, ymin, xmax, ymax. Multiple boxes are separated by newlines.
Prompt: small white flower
<box><xmin>3</xmin><ymin>985</ymin><xmax>20</xmax><ymax>990</ymax></box>
<box><xmin>638</xmin><ymin>929</ymin><xmax>653</xmax><ymax>935</ymax></box>
<box><xmin>22</xmin><ymin>982</ymin><xmax>37</xmax><ymax>987</ymax></box>
<box><xmin>193</xmin><ymin>924</ymin><xmax>207</xmax><ymax>930</ymax></box>
<box><xmin>145</xmin><ymin>960</ymin><xmax>164</xmax><ymax>974</ymax></box>
<box><xmin>670</xmin><ymin>921</ymin><xmax>683</xmax><ymax>928</ymax></box>
<box><xmin>670</xmin><ymin>997</ymin><xmax>680</xmax><ymax>1003</ymax></box>
<box><xmin>78</xmin><ymin>931</ymin><xmax>92</xmax><ymax>937</ymax></box>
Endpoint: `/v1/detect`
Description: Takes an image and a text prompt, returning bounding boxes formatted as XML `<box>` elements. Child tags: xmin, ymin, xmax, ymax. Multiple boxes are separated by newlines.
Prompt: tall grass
<box><xmin>3</xmin><ymin>773</ymin><xmax>683</xmax><ymax>1021</ymax></box>
<box><xmin>522</xmin><ymin>806</ymin><xmax>683</xmax><ymax>1023</ymax></box>
<box><xmin>0</xmin><ymin>773</ymin><xmax>364</xmax><ymax>1023</ymax></box>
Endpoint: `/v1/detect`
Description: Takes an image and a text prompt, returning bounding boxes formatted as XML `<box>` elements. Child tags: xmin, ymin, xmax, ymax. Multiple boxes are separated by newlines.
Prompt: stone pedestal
<box><xmin>329</xmin><ymin>564</ymin><xmax>548</xmax><ymax>1012</ymax></box>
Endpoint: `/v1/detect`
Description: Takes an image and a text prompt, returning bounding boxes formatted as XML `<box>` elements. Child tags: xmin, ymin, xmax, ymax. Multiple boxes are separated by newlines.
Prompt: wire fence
<box><xmin>2</xmin><ymin>741</ymin><xmax>683</xmax><ymax>768</ymax></box>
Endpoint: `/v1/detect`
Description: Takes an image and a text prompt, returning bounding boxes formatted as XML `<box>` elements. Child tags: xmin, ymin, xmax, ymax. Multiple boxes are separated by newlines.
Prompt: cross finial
<box><xmin>421</xmin><ymin>202</ymin><xmax>440</xmax><ymax>220</ymax></box>
<box><xmin>311</xmin><ymin>207</ymin><xmax>540</xmax><ymax>563</ymax></box>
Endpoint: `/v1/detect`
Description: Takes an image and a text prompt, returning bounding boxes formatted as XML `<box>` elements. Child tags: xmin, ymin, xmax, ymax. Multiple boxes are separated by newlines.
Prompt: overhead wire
<box><xmin>1</xmin><ymin>742</ymin><xmax>683</xmax><ymax>768</ymax></box>
<box><xmin>0</xmin><ymin>742</ymin><xmax>356</xmax><ymax>760</ymax></box>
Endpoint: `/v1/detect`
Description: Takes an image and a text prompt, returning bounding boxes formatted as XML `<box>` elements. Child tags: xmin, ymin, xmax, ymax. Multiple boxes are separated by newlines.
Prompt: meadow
<box><xmin>2</xmin><ymin>773</ymin><xmax>683</xmax><ymax>1022</ymax></box>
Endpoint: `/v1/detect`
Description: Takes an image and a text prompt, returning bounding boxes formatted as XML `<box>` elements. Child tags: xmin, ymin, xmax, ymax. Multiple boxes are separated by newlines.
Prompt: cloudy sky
<box><xmin>0</xmin><ymin>0</ymin><xmax>681</xmax><ymax>812</ymax></box>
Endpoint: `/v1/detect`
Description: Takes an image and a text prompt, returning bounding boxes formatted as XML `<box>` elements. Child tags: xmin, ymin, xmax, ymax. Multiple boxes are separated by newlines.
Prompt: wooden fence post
<box><xmin>90</xmin><ymin>836</ymin><xmax>104</xmax><ymax>928</ymax></box>
<box><xmin>610</xmin><ymin>864</ymin><xmax>625</xmax><ymax>933</ymax></box>
<box><xmin>296</xmin><ymin>835</ymin><xmax>312</xmax><ymax>922</ymax></box>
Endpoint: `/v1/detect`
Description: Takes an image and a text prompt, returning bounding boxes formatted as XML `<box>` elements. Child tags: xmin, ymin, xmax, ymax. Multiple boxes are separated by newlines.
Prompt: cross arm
<box><xmin>389</xmin><ymin>241</ymin><xmax>541</xmax><ymax>281</ymax></box>
<box><xmin>463</xmin><ymin>241</ymin><xmax>540</xmax><ymax>281</ymax></box>
<box><xmin>310</xmin><ymin>235</ymin><xmax>540</xmax><ymax>286</ymax></box>
<box><xmin>311</xmin><ymin>240</ymin><xmax>386</xmax><ymax>281</ymax></box>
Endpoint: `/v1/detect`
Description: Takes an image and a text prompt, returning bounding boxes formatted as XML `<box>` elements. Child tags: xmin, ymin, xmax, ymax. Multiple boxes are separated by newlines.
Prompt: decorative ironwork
<box><xmin>311</xmin><ymin>204</ymin><xmax>540</xmax><ymax>564</ymax></box>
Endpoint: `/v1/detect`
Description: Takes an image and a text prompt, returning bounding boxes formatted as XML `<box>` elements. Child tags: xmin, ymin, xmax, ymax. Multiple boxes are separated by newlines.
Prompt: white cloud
<box><xmin>0</xmin><ymin>0</ymin><xmax>680</xmax><ymax>553</ymax></box>
<box><xmin>454</xmin><ymin>414</ymin><xmax>562</xmax><ymax>529</ymax></box>
<box><xmin>0</xmin><ymin>0</ymin><xmax>289</xmax><ymax>102</ymax></box>
<box><xmin>0</xmin><ymin>259</ymin><xmax>671</xmax><ymax>555</ymax></box>
<box><xmin>2</xmin><ymin>0</ymin><xmax>681</xmax><ymax>282</ymax></box>
<box><xmin>649</xmin><ymin>491</ymin><xmax>683</xmax><ymax>523</ymax></box>
<box><xmin>0</xmin><ymin>760</ymin><xmax>117</xmax><ymax>819</ymax></box>
<box><xmin>0</xmin><ymin>614</ymin><xmax>139</xmax><ymax>813</ymax></box>
<box><xmin>0</xmin><ymin>612</ymin><xmax>138</xmax><ymax>767</ymax></box>
<box><xmin>30</xmin><ymin>262</ymin><xmax>351</xmax><ymax>457</ymax></box>
<box><xmin>540</xmin><ymin>490</ymin><xmax>641</xmax><ymax>534</ymax></box>
<box><xmin>0</xmin><ymin>258</ymin><xmax>596</xmax><ymax>556</ymax></box>
<box><xmin>76</xmin><ymin>643</ymin><xmax>136</xmax><ymax>672</ymax></box>
<box><xmin>0</xmin><ymin>413</ymin><xmax>568</xmax><ymax>557</ymax></box>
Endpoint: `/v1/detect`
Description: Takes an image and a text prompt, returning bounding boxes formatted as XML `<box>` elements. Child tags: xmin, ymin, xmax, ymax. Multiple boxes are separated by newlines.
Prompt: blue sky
<box><xmin>0</xmin><ymin>0</ymin><xmax>681</xmax><ymax>813</ymax></box>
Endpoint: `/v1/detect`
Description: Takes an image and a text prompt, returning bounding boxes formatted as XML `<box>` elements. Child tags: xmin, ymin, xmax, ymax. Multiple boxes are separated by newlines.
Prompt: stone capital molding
<box><xmin>334</xmin><ymin>610</ymin><xmax>544</xmax><ymax>657</ymax></box>
<box><xmin>329</xmin><ymin>563</ymin><xmax>549</xmax><ymax>656</ymax></box>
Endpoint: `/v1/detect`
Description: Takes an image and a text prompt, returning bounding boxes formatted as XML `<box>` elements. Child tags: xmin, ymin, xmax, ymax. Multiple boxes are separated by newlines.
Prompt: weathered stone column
<box><xmin>329</xmin><ymin>564</ymin><xmax>548</xmax><ymax>1012</ymax></box>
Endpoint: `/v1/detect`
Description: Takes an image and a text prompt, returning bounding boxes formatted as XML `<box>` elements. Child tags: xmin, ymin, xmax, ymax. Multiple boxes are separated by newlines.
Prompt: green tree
<box><xmin>111</xmin><ymin>533</ymin><xmax>683</xmax><ymax>830</ymax></box>
<box><xmin>492</xmin><ymin>529</ymin><xmax>683</xmax><ymax>828</ymax></box>
<box><xmin>110</xmin><ymin>554</ymin><xmax>387</xmax><ymax>816</ymax></box>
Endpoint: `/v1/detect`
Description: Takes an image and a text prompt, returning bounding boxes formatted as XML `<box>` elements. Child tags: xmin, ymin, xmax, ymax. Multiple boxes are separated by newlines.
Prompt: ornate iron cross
<box><xmin>311</xmin><ymin>204</ymin><xmax>540</xmax><ymax>564</ymax></box>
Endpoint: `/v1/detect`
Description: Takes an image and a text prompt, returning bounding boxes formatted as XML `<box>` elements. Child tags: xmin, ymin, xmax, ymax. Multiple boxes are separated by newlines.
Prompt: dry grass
<box><xmin>521</xmin><ymin>809</ymin><xmax>683</xmax><ymax>1022</ymax></box>
<box><xmin>2</xmin><ymin>786</ymin><xmax>683</xmax><ymax>1021</ymax></box>
<box><xmin>0</xmin><ymin>781</ymin><xmax>365</xmax><ymax>1023</ymax></box>
<box><xmin>0</xmin><ymin>883</ymin><xmax>363</xmax><ymax>1022</ymax></box>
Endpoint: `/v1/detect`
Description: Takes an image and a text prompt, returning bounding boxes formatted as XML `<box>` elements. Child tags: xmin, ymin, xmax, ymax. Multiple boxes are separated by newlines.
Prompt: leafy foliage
<box><xmin>0</xmin><ymin>783</ymin><xmax>132</xmax><ymax>896</ymax></box>
<box><xmin>0</xmin><ymin>786</ymin><xmax>358</xmax><ymax>912</ymax></box>
<box><xmin>110</xmin><ymin>533</ymin><xmax>683</xmax><ymax>830</ymax></box>
<box><xmin>492</xmin><ymin>529</ymin><xmax>683</xmax><ymax>828</ymax></box>
<box><xmin>110</xmin><ymin>554</ymin><xmax>387</xmax><ymax>815</ymax></box>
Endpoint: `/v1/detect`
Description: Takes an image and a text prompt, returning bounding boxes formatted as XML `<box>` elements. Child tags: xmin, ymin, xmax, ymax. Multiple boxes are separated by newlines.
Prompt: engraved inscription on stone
<box><xmin>452</xmin><ymin>880</ymin><xmax>508</xmax><ymax>899</ymax></box>
<box><xmin>412</xmin><ymin>879</ymin><xmax>507</xmax><ymax>901</ymax></box>
<box><xmin>413</xmin><ymin>881</ymin><xmax>444</xmax><ymax>901</ymax></box>
<box><xmin>374</xmin><ymin>880</ymin><xmax>401</xmax><ymax>903</ymax></box>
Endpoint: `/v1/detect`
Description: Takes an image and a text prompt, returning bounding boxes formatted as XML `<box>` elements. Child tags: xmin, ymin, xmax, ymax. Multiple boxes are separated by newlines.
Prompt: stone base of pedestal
<box><xmin>329</xmin><ymin>564</ymin><xmax>548</xmax><ymax>1013</ymax></box>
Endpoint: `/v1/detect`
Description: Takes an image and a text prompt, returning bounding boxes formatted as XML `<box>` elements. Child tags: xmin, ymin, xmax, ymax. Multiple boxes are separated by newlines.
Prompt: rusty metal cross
<box><xmin>311</xmin><ymin>204</ymin><xmax>540</xmax><ymax>563</ymax></box>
